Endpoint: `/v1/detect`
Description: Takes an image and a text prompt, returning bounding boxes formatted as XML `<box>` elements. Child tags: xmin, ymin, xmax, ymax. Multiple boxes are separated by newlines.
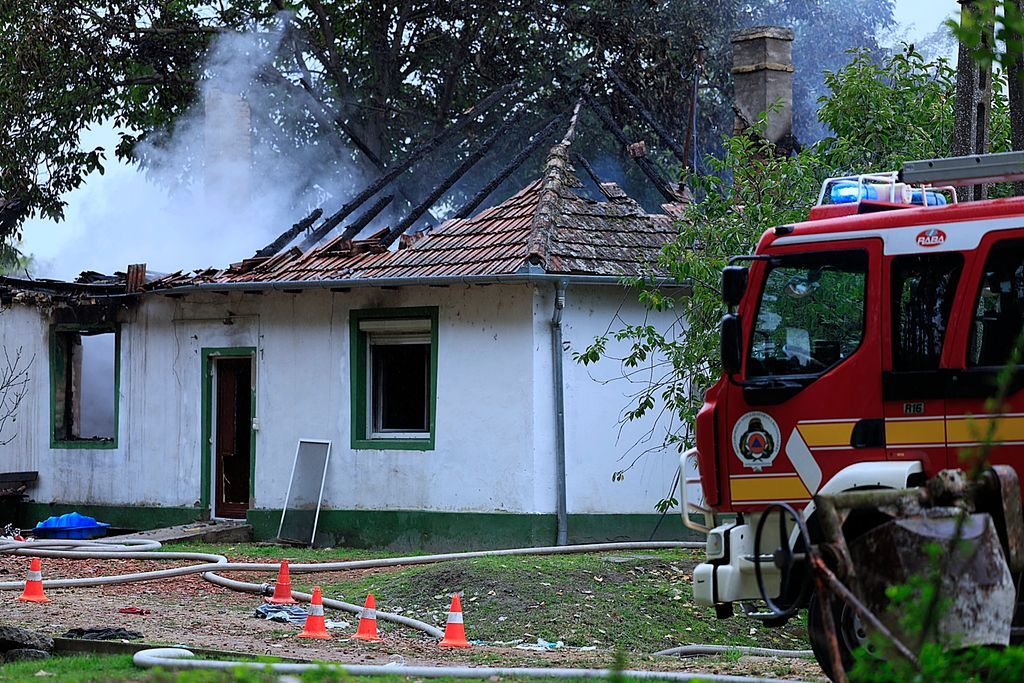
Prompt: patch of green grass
<box><xmin>0</xmin><ymin>653</ymin><xmax>738</xmax><ymax>682</ymax></box>
<box><xmin>163</xmin><ymin>542</ymin><xmax>411</xmax><ymax>562</ymax></box>
<box><xmin>295</xmin><ymin>549</ymin><xmax>811</xmax><ymax>653</ymax></box>
<box><xmin>0</xmin><ymin>654</ymin><xmax>138</xmax><ymax>682</ymax></box>
<box><xmin>147</xmin><ymin>543</ymin><xmax>811</xmax><ymax>656</ymax></box>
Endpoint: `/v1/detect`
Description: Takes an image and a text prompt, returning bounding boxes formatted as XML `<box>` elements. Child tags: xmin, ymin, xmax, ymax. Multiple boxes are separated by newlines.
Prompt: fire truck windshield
<box><xmin>748</xmin><ymin>250</ymin><xmax>868</xmax><ymax>379</ymax></box>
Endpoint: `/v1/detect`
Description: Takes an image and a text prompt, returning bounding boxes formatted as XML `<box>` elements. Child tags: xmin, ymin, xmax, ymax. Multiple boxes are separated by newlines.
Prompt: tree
<box><xmin>0</xmin><ymin>347</ymin><xmax>32</xmax><ymax>447</ymax></box>
<box><xmin>575</xmin><ymin>46</ymin><xmax>1015</xmax><ymax>471</ymax></box>
<box><xmin>946</xmin><ymin>0</ymin><xmax>1024</xmax><ymax>72</ymax></box>
<box><xmin>0</xmin><ymin>1</ymin><xmax>895</xmax><ymax>248</ymax></box>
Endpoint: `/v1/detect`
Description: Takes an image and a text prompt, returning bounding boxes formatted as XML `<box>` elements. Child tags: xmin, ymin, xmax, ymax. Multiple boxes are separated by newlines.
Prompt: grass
<box><xmin>32</xmin><ymin>542</ymin><xmax>811</xmax><ymax>677</ymax></box>
<box><xmin>163</xmin><ymin>542</ymin><xmax>410</xmax><ymax>563</ymax></box>
<box><xmin>269</xmin><ymin>548</ymin><xmax>810</xmax><ymax>652</ymax></box>
<box><xmin>0</xmin><ymin>655</ymin><xmax>141</xmax><ymax>682</ymax></box>
<box><xmin>0</xmin><ymin>654</ymin><xmax>717</xmax><ymax>683</ymax></box>
<box><xmin>163</xmin><ymin>543</ymin><xmax>811</xmax><ymax>653</ymax></box>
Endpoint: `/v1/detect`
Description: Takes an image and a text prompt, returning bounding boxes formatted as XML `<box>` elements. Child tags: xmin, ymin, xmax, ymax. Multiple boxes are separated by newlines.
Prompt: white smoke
<box><xmin>21</xmin><ymin>14</ymin><xmax>358</xmax><ymax>281</ymax></box>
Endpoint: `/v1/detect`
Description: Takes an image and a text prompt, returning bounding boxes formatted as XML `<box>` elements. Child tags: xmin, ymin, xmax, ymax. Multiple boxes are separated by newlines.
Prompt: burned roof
<box><xmin>149</xmin><ymin>144</ymin><xmax>685</xmax><ymax>289</ymax></box>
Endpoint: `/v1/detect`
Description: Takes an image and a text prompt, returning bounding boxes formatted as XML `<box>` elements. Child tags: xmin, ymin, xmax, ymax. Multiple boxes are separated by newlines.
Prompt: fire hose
<box><xmin>132</xmin><ymin>646</ymin><xmax>808</xmax><ymax>683</ymax></box>
<box><xmin>0</xmin><ymin>538</ymin><xmax>814</xmax><ymax>680</ymax></box>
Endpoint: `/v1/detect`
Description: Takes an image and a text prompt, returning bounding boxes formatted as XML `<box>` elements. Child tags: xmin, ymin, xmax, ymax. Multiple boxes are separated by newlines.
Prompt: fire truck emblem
<box><xmin>915</xmin><ymin>228</ymin><xmax>946</xmax><ymax>248</ymax></box>
<box><xmin>731</xmin><ymin>411</ymin><xmax>781</xmax><ymax>471</ymax></box>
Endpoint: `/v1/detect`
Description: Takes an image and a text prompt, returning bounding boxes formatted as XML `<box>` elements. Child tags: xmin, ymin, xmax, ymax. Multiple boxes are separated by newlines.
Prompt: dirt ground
<box><xmin>0</xmin><ymin>553</ymin><xmax>826</xmax><ymax>681</ymax></box>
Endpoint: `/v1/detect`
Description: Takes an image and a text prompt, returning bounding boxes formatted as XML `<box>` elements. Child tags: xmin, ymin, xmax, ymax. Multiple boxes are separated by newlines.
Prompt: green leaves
<box><xmin>577</xmin><ymin>43</ymin><xmax>1010</xmax><ymax>478</ymax></box>
<box><xmin>0</xmin><ymin>1</ymin><xmax>211</xmax><ymax>238</ymax></box>
<box><xmin>945</xmin><ymin>0</ymin><xmax>1024</xmax><ymax>71</ymax></box>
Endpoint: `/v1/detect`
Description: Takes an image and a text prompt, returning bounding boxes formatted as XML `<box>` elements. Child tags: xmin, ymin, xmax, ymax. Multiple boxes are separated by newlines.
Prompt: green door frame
<box><xmin>200</xmin><ymin>347</ymin><xmax>257</xmax><ymax>513</ymax></box>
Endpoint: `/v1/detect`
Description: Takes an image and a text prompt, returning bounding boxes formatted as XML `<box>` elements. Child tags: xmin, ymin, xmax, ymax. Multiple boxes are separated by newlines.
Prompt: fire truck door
<box><xmin>883</xmin><ymin>253</ymin><xmax>965</xmax><ymax>474</ymax></box>
<box><xmin>723</xmin><ymin>241</ymin><xmax>883</xmax><ymax>509</ymax></box>
<box><xmin>946</xmin><ymin>234</ymin><xmax>1024</xmax><ymax>473</ymax></box>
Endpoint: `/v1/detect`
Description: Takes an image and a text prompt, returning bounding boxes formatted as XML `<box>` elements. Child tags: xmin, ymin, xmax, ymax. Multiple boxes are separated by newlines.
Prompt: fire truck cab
<box><xmin>683</xmin><ymin>152</ymin><xmax>1024</xmax><ymax>669</ymax></box>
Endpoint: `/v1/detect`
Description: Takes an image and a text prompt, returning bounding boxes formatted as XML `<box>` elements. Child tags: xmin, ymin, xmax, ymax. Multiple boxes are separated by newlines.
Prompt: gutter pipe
<box><xmin>552</xmin><ymin>281</ymin><xmax>569</xmax><ymax>545</ymax></box>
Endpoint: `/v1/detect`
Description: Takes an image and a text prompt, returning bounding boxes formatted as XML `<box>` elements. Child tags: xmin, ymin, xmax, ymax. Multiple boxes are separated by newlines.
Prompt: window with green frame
<box><xmin>50</xmin><ymin>324</ymin><xmax>120</xmax><ymax>449</ymax></box>
<box><xmin>350</xmin><ymin>307</ymin><xmax>438</xmax><ymax>450</ymax></box>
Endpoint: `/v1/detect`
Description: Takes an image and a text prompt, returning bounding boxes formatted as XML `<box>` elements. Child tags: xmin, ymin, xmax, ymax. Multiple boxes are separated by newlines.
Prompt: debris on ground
<box><xmin>117</xmin><ymin>606</ymin><xmax>152</xmax><ymax>616</ymax></box>
<box><xmin>0</xmin><ymin>625</ymin><xmax>53</xmax><ymax>663</ymax></box>
<box><xmin>0</xmin><ymin>625</ymin><xmax>53</xmax><ymax>655</ymax></box>
<box><xmin>60</xmin><ymin>628</ymin><xmax>143</xmax><ymax>641</ymax></box>
<box><xmin>254</xmin><ymin>603</ymin><xmax>349</xmax><ymax>629</ymax></box>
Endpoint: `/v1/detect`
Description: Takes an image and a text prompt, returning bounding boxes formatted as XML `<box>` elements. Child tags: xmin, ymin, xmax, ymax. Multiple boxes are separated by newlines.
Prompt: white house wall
<box><xmin>1</xmin><ymin>285</ymin><xmax>540</xmax><ymax>514</ymax></box>
<box><xmin>1</xmin><ymin>282</ymin><xmax>681</xmax><ymax>519</ymax></box>
<box><xmin>549</xmin><ymin>285</ymin><xmax>683</xmax><ymax>515</ymax></box>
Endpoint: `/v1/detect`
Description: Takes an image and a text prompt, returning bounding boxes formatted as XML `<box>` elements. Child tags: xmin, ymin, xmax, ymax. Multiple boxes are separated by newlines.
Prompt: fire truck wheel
<box><xmin>807</xmin><ymin>592</ymin><xmax>875</xmax><ymax>680</ymax></box>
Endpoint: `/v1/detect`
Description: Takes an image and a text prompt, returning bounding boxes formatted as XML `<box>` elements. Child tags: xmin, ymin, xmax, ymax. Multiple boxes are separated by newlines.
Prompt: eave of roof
<box><xmin>151</xmin><ymin>270</ymin><xmax>691</xmax><ymax>295</ymax></box>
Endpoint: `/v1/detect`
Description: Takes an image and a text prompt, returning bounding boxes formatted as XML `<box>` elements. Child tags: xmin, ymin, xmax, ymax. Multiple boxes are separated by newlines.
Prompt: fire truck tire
<box><xmin>807</xmin><ymin>592</ymin><xmax>867</xmax><ymax>681</ymax></box>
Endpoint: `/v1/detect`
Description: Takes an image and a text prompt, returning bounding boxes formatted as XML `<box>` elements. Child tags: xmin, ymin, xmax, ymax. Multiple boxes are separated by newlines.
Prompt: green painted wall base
<box><xmin>16</xmin><ymin>503</ymin><xmax>206</xmax><ymax>532</ymax></box>
<box><xmin>248</xmin><ymin>509</ymin><xmax>705</xmax><ymax>550</ymax></box>
<box><xmin>10</xmin><ymin>502</ymin><xmax>704</xmax><ymax>550</ymax></box>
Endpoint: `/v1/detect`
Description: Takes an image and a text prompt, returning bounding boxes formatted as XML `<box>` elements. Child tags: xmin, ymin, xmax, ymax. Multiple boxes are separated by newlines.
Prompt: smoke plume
<box><xmin>22</xmin><ymin>14</ymin><xmax>358</xmax><ymax>281</ymax></box>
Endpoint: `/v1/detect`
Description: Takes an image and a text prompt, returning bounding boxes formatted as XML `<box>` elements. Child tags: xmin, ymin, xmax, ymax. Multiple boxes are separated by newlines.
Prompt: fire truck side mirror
<box><xmin>721</xmin><ymin>313</ymin><xmax>743</xmax><ymax>375</ymax></box>
<box><xmin>722</xmin><ymin>266</ymin><xmax>748</xmax><ymax>308</ymax></box>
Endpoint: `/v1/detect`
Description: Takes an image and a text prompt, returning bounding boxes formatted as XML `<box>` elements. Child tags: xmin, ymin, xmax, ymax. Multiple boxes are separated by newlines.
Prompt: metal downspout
<box><xmin>551</xmin><ymin>281</ymin><xmax>568</xmax><ymax>545</ymax></box>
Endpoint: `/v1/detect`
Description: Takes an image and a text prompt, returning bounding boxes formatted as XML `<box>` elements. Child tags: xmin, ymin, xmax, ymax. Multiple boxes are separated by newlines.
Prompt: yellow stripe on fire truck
<box><xmin>793</xmin><ymin>414</ymin><xmax>1024</xmax><ymax>449</ymax></box>
<box><xmin>729</xmin><ymin>473</ymin><xmax>811</xmax><ymax>503</ymax></box>
<box><xmin>945</xmin><ymin>413</ymin><xmax>1024</xmax><ymax>445</ymax></box>
<box><xmin>795</xmin><ymin>420</ymin><xmax>858</xmax><ymax>449</ymax></box>
<box><xmin>884</xmin><ymin>417</ymin><xmax>946</xmax><ymax>446</ymax></box>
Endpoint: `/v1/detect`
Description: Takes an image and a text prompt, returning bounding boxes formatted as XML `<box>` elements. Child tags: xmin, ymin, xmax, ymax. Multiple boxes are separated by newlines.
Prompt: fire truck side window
<box><xmin>969</xmin><ymin>240</ymin><xmax>1024</xmax><ymax>367</ymax></box>
<box><xmin>891</xmin><ymin>253</ymin><xmax>963</xmax><ymax>371</ymax></box>
<box><xmin>748</xmin><ymin>250</ymin><xmax>868</xmax><ymax>378</ymax></box>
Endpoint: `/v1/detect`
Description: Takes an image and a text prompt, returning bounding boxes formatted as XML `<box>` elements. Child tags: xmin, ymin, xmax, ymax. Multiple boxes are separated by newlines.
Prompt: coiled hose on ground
<box><xmin>0</xmin><ymin>538</ymin><xmax>814</xmax><ymax>681</ymax></box>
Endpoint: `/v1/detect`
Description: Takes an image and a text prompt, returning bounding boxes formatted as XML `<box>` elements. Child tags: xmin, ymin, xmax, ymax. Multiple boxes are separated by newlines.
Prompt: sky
<box><xmin>892</xmin><ymin>0</ymin><xmax>961</xmax><ymax>44</ymax></box>
<box><xmin>18</xmin><ymin>0</ymin><xmax>966</xmax><ymax>281</ymax></box>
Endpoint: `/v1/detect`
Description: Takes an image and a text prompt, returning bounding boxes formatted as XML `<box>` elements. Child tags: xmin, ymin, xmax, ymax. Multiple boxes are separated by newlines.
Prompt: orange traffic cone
<box><xmin>351</xmin><ymin>593</ymin><xmax>383</xmax><ymax>642</ymax></box>
<box><xmin>266</xmin><ymin>560</ymin><xmax>297</xmax><ymax>604</ymax></box>
<box><xmin>439</xmin><ymin>593</ymin><xmax>470</xmax><ymax>648</ymax></box>
<box><xmin>18</xmin><ymin>558</ymin><xmax>50</xmax><ymax>603</ymax></box>
<box><xmin>298</xmin><ymin>586</ymin><xmax>331</xmax><ymax>639</ymax></box>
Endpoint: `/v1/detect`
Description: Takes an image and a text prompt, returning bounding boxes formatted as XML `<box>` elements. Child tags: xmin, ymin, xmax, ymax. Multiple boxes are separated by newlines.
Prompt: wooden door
<box><xmin>214</xmin><ymin>357</ymin><xmax>252</xmax><ymax>518</ymax></box>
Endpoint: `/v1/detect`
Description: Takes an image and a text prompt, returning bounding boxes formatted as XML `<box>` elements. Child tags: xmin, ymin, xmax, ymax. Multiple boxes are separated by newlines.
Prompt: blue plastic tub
<box><xmin>32</xmin><ymin>512</ymin><xmax>110</xmax><ymax>540</ymax></box>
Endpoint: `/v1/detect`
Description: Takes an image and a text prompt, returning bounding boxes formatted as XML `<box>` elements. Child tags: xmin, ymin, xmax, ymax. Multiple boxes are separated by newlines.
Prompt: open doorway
<box><xmin>212</xmin><ymin>356</ymin><xmax>253</xmax><ymax>519</ymax></box>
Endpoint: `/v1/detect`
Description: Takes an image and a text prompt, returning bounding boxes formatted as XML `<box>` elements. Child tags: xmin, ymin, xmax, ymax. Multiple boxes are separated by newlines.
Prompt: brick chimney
<box><xmin>204</xmin><ymin>88</ymin><xmax>252</xmax><ymax>208</ymax></box>
<box><xmin>731</xmin><ymin>26</ymin><xmax>794</xmax><ymax>146</ymax></box>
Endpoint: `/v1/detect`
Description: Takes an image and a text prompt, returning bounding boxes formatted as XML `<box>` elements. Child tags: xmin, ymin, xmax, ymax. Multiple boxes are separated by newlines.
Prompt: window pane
<box><xmin>77</xmin><ymin>332</ymin><xmax>116</xmax><ymax>439</ymax></box>
<box><xmin>748</xmin><ymin>250</ymin><xmax>867</xmax><ymax>378</ymax></box>
<box><xmin>891</xmin><ymin>254</ymin><xmax>963</xmax><ymax>371</ymax></box>
<box><xmin>54</xmin><ymin>329</ymin><xmax>116</xmax><ymax>442</ymax></box>
<box><xmin>969</xmin><ymin>241</ymin><xmax>1024</xmax><ymax>367</ymax></box>
<box><xmin>371</xmin><ymin>342</ymin><xmax>430</xmax><ymax>433</ymax></box>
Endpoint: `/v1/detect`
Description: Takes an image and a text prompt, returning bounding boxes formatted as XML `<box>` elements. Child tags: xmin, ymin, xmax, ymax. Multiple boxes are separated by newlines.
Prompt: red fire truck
<box><xmin>681</xmin><ymin>152</ymin><xmax>1024</xmax><ymax>674</ymax></box>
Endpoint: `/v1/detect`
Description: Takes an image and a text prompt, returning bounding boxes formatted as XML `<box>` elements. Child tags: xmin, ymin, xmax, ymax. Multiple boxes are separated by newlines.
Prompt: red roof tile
<box><xmin>149</xmin><ymin>145</ymin><xmax>684</xmax><ymax>289</ymax></box>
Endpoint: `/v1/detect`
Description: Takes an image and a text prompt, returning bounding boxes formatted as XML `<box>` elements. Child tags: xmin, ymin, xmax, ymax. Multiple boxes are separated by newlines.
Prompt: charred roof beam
<box><xmin>573</xmin><ymin>152</ymin><xmax>605</xmax><ymax>190</ymax></box>
<box><xmin>255</xmin><ymin>208</ymin><xmax>323</xmax><ymax>258</ymax></box>
<box><xmin>606</xmin><ymin>68</ymin><xmax>689</xmax><ymax>166</ymax></box>
<box><xmin>581</xmin><ymin>91</ymin><xmax>680</xmax><ymax>204</ymax></box>
<box><xmin>453</xmin><ymin>111</ymin><xmax>567</xmax><ymax>220</ymax></box>
<box><xmin>284</xmin><ymin>82</ymin><xmax>519</xmax><ymax>252</ymax></box>
<box><xmin>336</xmin><ymin>193</ymin><xmax>395</xmax><ymax>245</ymax></box>
<box><xmin>381</xmin><ymin>108</ymin><xmax>530</xmax><ymax>248</ymax></box>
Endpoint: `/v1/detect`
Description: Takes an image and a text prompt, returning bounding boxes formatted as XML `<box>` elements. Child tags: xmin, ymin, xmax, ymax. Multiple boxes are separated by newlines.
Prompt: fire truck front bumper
<box><xmin>692</xmin><ymin>518</ymin><xmax>781</xmax><ymax>609</ymax></box>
